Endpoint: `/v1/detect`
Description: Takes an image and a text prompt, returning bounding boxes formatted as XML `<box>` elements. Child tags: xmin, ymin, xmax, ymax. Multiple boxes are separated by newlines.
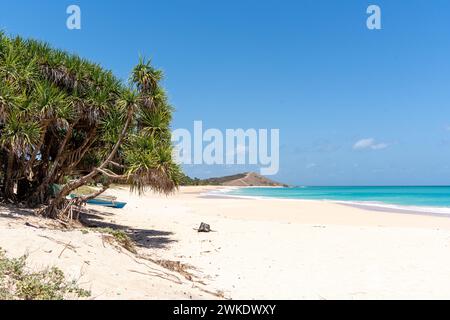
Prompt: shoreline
<box><xmin>209</xmin><ymin>187</ymin><xmax>450</xmax><ymax>218</ymax></box>
<box><xmin>3</xmin><ymin>186</ymin><xmax>450</xmax><ymax>299</ymax></box>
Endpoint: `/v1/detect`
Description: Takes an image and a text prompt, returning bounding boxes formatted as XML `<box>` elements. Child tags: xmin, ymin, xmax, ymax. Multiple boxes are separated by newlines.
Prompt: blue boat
<box><xmin>85</xmin><ymin>198</ymin><xmax>127</xmax><ymax>209</ymax></box>
<box><xmin>69</xmin><ymin>194</ymin><xmax>127</xmax><ymax>209</ymax></box>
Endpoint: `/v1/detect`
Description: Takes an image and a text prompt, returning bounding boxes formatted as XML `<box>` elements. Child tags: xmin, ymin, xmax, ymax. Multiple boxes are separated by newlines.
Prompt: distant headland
<box><xmin>181</xmin><ymin>172</ymin><xmax>288</xmax><ymax>187</ymax></box>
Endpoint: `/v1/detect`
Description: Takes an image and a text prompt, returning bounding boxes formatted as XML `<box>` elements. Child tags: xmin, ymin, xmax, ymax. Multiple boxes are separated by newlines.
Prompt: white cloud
<box><xmin>306</xmin><ymin>163</ymin><xmax>317</xmax><ymax>169</ymax></box>
<box><xmin>353</xmin><ymin>138</ymin><xmax>389</xmax><ymax>150</ymax></box>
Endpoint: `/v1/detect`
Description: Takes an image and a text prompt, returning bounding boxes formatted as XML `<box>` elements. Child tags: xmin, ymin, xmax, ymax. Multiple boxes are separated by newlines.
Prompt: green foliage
<box><xmin>0</xmin><ymin>32</ymin><xmax>182</xmax><ymax>211</ymax></box>
<box><xmin>0</xmin><ymin>249</ymin><xmax>90</xmax><ymax>300</ymax></box>
<box><xmin>179</xmin><ymin>173</ymin><xmax>218</xmax><ymax>186</ymax></box>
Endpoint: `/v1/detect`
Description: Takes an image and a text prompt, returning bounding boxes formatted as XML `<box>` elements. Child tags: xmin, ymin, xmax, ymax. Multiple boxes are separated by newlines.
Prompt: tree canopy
<box><xmin>0</xmin><ymin>33</ymin><xmax>182</xmax><ymax>218</ymax></box>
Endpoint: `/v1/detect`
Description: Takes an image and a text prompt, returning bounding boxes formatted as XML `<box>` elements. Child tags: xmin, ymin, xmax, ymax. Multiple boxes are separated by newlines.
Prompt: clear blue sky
<box><xmin>1</xmin><ymin>0</ymin><xmax>450</xmax><ymax>185</ymax></box>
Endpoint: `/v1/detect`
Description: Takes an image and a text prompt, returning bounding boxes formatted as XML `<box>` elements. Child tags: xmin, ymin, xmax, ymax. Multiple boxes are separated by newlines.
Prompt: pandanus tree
<box><xmin>0</xmin><ymin>33</ymin><xmax>182</xmax><ymax>219</ymax></box>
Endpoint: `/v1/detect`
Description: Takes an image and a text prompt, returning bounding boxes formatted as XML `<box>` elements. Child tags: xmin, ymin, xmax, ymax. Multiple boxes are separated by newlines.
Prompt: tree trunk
<box><xmin>3</xmin><ymin>151</ymin><xmax>15</xmax><ymax>201</ymax></box>
<box><xmin>29</xmin><ymin>119</ymin><xmax>78</xmax><ymax>207</ymax></box>
<box><xmin>25</xmin><ymin>120</ymin><xmax>50</xmax><ymax>180</ymax></box>
<box><xmin>43</xmin><ymin>107</ymin><xmax>134</xmax><ymax>218</ymax></box>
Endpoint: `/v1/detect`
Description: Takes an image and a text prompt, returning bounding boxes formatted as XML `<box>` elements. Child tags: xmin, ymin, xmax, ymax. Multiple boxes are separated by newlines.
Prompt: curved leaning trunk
<box><xmin>56</xmin><ymin>126</ymin><xmax>98</xmax><ymax>181</ymax></box>
<box><xmin>44</xmin><ymin>107</ymin><xmax>134</xmax><ymax>219</ymax></box>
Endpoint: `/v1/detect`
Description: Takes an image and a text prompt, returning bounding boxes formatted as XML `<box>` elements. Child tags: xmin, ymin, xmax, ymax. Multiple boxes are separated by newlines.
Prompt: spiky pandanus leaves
<box><xmin>124</xmin><ymin>134</ymin><xmax>181</xmax><ymax>195</ymax></box>
<box><xmin>0</xmin><ymin>114</ymin><xmax>40</xmax><ymax>152</ymax></box>
<box><xmin>0</xmin><ymin>33</ymin><xmax>181</xmax><ymax>218</ymax></box>
<box><xmin>131</xmin><ymin>57</ymin><xmax>163</xmax><ymax>95</ymax></box>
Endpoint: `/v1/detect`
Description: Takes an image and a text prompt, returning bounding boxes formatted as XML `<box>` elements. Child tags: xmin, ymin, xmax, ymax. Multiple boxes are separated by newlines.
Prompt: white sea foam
<box><xmin>204</xmin><ymin>188</ymin><xmax>450</xmax><ymax>216</ymax></box>
<box><xmin>333</xmin><ymin>200</ymin><xmax>450</xmax><ymax>215</ymax></box>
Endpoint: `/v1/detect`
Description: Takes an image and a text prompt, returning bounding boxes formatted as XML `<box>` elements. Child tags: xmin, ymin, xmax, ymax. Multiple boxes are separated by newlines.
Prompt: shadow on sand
<box><xmin>0</xmin><ymin>204</ymin><xmax>176</xmax><ymax>250</ymax></box>
<box><xmin>0</xmin><ymin>204</ymin><xmax>35</xmax><ymax>220</ymax></box>
<box><xmin>79</xmin><ymin>208</ymin><xmax>176</xmax><ymax>250</ymax></box>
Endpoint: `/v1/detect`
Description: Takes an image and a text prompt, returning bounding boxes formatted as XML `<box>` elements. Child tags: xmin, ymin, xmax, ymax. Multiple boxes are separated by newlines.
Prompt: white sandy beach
<box><xmin>2</xmin><ymin>186</ymin><xmax>450</xmax><ymax>299</ymax></box>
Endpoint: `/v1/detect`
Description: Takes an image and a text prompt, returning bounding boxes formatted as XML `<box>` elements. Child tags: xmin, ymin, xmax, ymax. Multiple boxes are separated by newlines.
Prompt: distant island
<box><xmin>181</xmin><ymin>172</ymin><xmax>288</xmax><ymax>187</ymax></box>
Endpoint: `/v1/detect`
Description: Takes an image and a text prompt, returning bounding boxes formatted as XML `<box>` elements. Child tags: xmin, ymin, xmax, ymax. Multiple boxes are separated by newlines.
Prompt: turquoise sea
<box><xmin>223</xmin><ymin>186</ymin><xmax>450</xmax><ymax>213</ymax></box>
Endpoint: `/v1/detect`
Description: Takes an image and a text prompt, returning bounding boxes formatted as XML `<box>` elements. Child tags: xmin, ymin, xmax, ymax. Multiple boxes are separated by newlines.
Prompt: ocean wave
<box><xmin>207</xmin><ymin>187</ymin><xmax>450</xmax><ymax>215</ymax></box>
